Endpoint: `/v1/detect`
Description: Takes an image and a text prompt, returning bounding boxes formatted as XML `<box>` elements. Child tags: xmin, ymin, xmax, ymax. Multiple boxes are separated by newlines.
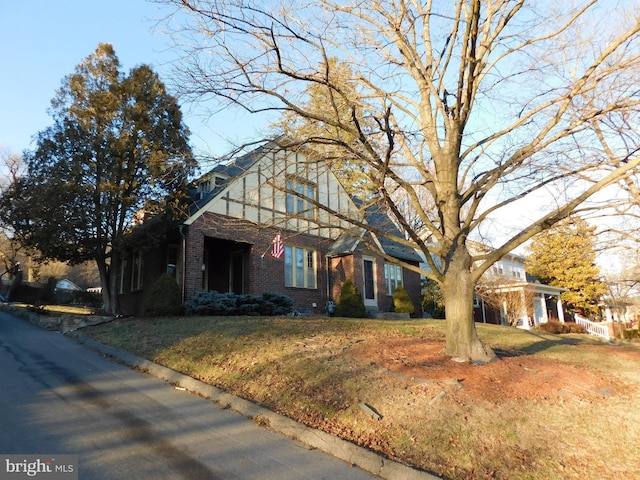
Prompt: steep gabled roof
<box><xmin>185</xmin><ymin>140</ymin><xmax>281</xmax><ymax>222</ymax></box>
<box><xmin>327</xmin><ymin>202</ymin><xmax>422</xmax><ymax>263</ymax></box>
<box><xmin>185</xmin><ymin>140</ymin><xmax>422</xmax><ymax>263</ymax></box>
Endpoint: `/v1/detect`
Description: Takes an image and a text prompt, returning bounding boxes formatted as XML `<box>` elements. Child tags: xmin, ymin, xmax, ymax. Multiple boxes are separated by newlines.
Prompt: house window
<box><xmin>492</xmin><ymin>263</ymin><xmax>504</xmax><ymax>276</ymax></box>
<box><xmin>198</xmin><ymin>178</ymin><xmax>212</xmax><ymax>195</ymax></box>
<box><xmin>284</xmin><ymin>245</ymin><xmax>317</xmax><ymax>289</ymax></box>
<box><xmin>167</xmin><ymin>245</ymin><xmax>178</xmax><ymax>278</ymax></box>
<box><xmin>119</xmin><ymin>258</ymin><xmax>128</xmax><ymax>294</ymax></box>
<box><xmin>131</xmin><ymin>250</ymin><xmax>144</xmax><ymax>291</ymax></box>
<box><xmin>384</xmin><ymin>263</ymin><xmax>403</xmax><ymax>294</ymax></box>
<box><xmin>286</xmin><ymin>178</ymin><xmax>316</xmax><ymax>219</ymax></box>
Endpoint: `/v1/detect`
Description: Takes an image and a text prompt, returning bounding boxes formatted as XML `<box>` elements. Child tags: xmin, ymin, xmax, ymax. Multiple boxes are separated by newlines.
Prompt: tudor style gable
<box><xmin>185</xmin><ymin>143</ymin><xmax>359</xmax><ymax>239</ymax></box>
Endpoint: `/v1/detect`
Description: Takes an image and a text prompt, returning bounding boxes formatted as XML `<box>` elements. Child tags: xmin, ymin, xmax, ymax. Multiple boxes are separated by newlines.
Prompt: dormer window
<box><xmin>197</xmin><ymin>173</ymin><xmax>229</xmax><ymax>197</ymax></box>
<box><xmin>198</xmin><ymin>178</ymin><xmax>212</xmax><ymax>195</ymax></box>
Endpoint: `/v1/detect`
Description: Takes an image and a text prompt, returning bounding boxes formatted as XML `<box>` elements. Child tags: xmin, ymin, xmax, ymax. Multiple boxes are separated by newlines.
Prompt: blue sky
<box><xmin>0</xmin><ymin>0</ymin><xmax>263</xmax><ymax>159</ymax></box>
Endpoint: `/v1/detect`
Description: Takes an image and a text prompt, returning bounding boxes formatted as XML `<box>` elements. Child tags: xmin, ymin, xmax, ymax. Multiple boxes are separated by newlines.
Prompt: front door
<box><xmin>362</xmin><ymin>257</ymin><xmax>377</xmax><ymax>308</ymax></box>
<box><xmin>229</xmin><ymin>251</ymin><xmax>244</xmax><ymax>294</ymax></box>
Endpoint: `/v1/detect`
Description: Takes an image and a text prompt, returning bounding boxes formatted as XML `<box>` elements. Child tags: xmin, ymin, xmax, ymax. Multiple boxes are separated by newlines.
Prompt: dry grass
<box><xmin>84</xmin><ymin>316</ymin><xmax>640</xmax><ymax>480</ymax></box>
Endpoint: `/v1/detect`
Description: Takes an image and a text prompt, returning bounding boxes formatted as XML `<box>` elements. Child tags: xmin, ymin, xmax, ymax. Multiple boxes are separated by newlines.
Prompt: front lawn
<box><xmin>84</xmin><ymin>316</ymin><xmax>640</xmax><ymax>480</ymax></box>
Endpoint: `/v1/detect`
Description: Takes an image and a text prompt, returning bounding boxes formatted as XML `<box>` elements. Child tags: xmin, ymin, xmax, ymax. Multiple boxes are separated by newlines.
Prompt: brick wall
<box><xmin>118</xmin><ymin>210</ymin><xmax>424</xmax><ymax>317</ymax></box>
<box><xmin>185</xmin><ymin>212</ymin><xmax>335</xmax><ymax>313</ymax></box>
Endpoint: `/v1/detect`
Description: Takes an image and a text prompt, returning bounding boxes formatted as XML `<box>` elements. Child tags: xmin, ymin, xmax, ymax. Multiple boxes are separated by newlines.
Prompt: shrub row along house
<box><xmin>118</xmin><ymin>140</ymin><xmax>423</xmax><ymax>316</ymax></box>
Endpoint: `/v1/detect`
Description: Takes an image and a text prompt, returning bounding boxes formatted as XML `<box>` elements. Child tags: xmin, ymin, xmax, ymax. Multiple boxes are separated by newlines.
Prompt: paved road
<box><xmin>0</xmin><ymin>311</ymin><xmax>379</xmax><ymax>479</ymax></box>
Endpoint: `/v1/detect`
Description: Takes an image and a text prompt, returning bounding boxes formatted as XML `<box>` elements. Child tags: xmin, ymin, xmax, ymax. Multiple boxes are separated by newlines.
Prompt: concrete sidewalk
<box><xmin>74</xmin><ymin>334</ymin><xmax>441</xmax><ymax>480</ymax></box>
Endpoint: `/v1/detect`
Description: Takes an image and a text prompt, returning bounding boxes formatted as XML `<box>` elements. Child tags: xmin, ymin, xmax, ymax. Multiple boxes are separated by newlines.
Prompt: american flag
<box><xmin>271</xmin><ymin>233</ymin><xmax>284</xmax><ymax>259</ymax></box>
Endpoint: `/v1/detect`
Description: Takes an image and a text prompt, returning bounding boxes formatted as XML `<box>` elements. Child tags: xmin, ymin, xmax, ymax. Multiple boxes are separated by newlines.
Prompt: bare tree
<box><xmin>157</xmin><ymin>0</ymin><xmax>640</xmax><ymax>363</ymax></box>
<box><xmin>0</xmin><ymin>147</ymin><xmax>25</xmax><ymax>197</ymax></box>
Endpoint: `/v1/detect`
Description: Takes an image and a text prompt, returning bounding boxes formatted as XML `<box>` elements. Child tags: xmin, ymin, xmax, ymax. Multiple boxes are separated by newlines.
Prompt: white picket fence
<box><xmin>574</xmin><ymin>314</ymin><xmax>610</xmax><ymax>340</ymax></box>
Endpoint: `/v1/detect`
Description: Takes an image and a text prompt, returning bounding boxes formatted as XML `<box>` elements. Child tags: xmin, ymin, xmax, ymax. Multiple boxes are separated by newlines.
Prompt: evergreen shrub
<box><xmin>336</xmin><ymin>279</ymin><xmax>368</xmax><ymax>318</ymax></box>
<box><xmin>184</xmin><ymin>290</ymin><xmax>293</xmax><ymax>316</ymax></box>
<box><xmin>392</xmin><ymin>285</ymin><xmax>415</xmax><ymax>315</ymax></box>
<box><xmin>144</xmin><ymin>273</ymin><xmax>183</xmax><ymax>316</ymax></box>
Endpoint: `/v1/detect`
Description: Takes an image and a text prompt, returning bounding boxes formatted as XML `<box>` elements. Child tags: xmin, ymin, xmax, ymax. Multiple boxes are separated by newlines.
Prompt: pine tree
<box><xmin>526</xmin><ymin>218</ymin><xmax>607</xmax><ymax>317</ymax></box>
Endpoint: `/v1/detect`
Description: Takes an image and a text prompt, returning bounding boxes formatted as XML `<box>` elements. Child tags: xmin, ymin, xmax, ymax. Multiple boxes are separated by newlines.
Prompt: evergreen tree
<box><xmin>392</xmin><ymin>285</ymin><xmax>415</xmax><ymax>314</ymax></box>
<box><xmin>273</xmin><ymin>57</ymin><xmax>376</xmax><ymax>199</ymax></box>
<box><xmin>336</xmin><ymin>279</ymin><xmax>368</xmax><ymax>318</ymax></box>
<box><xmin>144</xmin><ymin>273</ymin><xmax>183</xmax><ymax>316</ymax></box>
<box><xmin>0</xmin><ymin>44</ymin><xmax>195</xmax><ymax>313</ymax></box>
<box><xmin>526</xmin><ymin>217</ymin><xmax>607</xmax><ymax>317</ymax></box>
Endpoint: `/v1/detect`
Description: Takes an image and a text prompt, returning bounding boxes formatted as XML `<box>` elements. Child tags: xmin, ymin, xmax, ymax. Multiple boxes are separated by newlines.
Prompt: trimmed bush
<box><xmin>183</xmin><ymin>290</ymin><xmax>293</xmax><ymax>316</ymax></box>
<box><xmin>537</xmin><ymin>320</ymin><xmax>569</xmax><ymax>334</ymax></box>
<box><xmin>393</xmin><ymin>285</ymin><xmax>415</xmax><ymax>315</ymax></box>
<box><xmin>537</xmin><ymin>320</ymin><xmax>589</xmax><ymax>334</ymax></box>
<box><xmin>260</xmin><ymin>291</ymin><xmax>294</xmax><ymax>315</ymax></box>
<box><xmin>422</xmin><ymin>278</ymin><xmax>445</xmax><ymax>319</ymax></box>
<box><xmin>144</xmin><ymin>273</ymin><xmax>183</xmax><ymax>316</ymax></box>
<box><xmin>336</xmin><ymin>279</ymin><xmax>368</xmax><ymax>318</ymax></box>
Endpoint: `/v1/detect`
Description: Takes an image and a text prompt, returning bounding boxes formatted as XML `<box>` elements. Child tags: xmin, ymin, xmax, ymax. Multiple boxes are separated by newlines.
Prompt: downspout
<box><xmin>179</xmin><ymin>224</ymin><xmax>186</xmax><ymax>305</ymax></box>
<box><xmin>326</xmin><ymin>255</ymin><xmax>331</xmax><ymax>299</ymax></box>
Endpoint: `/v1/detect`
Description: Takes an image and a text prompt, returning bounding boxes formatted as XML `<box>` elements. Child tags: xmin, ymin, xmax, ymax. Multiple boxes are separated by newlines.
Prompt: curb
<box><xmin>75</xmin><ymin>335</ymin><xmax>440</xmax><ymax>480</ymax></box>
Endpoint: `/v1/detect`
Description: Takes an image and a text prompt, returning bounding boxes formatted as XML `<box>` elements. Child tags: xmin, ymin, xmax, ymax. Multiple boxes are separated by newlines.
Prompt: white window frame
<box><xmin>131</xmin><ymin>250</ymin><xmax>144</xmax><ymax>291</ymax></box>
<box><xmin>284</xmin><ymin>245</ymin><xmax>317</xmax><ymax>289</ymax></box>
<box><xmin>167</xmin><ymin>244</ymin><xmax>178</xmax><ymax>278</ymax></box>
<box><xmin>384</xmin><ymin>263</ymin><xmax>404</xmax><ymax>294</ymax></box>
<box><xmin>119</xmin><ymin>258</ymin><xmax>128</xmax><ymax>294</ymax></box>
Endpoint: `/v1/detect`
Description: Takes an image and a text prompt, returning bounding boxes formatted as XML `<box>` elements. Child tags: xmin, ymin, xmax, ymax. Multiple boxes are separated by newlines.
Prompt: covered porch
<box><xmin>202</xmin><ymin>237</ymin><xmax>252</xmax><ymax>294</ymax></box>
<box><xmin>475</xmin><ymin>281</ymin><xmax>565</xmax><ymax>328</ymax></box>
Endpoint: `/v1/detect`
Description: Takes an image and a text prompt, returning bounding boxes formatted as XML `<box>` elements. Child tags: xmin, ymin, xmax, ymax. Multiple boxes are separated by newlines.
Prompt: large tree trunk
<box><xmin>443</xmin><ymin>248</ymin><xmax>496</xmax><ymax>364</ymax></box>
<box><xmin>96</xmin><ymin>254</ymin><xmax>118</xmax><ymax>315</ymax></box>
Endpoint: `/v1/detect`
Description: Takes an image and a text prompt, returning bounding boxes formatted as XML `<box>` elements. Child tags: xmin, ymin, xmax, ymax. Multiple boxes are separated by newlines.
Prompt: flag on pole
<box><xmin>271</xmin><ymin>233</ymin><xmax>284</xmax><ymax>259</ymax></box>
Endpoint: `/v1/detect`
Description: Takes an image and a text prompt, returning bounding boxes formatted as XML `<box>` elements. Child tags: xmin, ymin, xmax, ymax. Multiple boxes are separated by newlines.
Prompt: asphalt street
<box><xmin>0</xmin><ymin>311</ymin><xmax>380</xmax><ymax>479</ymax></box>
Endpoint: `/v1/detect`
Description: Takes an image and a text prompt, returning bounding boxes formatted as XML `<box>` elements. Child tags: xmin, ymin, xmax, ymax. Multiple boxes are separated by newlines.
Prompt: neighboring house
<box><xmin>117</xmin><ymin>140</ymin><xmax>422</xmax><ymax>316</ymax></box>
<box><xmin>473</xmin><ymin>248</ymin><xmax>566</xmax><ymax>328</ymax></box>
<box><xmin>55</xmin><ymin>279</ymin><xmax>82</xmax><ymax>292</ymax></box>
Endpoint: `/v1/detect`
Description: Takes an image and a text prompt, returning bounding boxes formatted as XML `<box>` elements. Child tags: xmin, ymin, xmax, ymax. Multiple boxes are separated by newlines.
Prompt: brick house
<box><xmin>118</xmin><ymin>140</ymin><xmax>422</xmax><ymax>316</ymax></box>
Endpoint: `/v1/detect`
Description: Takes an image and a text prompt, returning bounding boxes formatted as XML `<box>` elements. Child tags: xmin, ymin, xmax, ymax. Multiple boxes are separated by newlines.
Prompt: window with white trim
<box><xmin>492</xmin><ymin>263</ymin><xmax>504</xmax><ymax>276</ymax></box>
<box><xmin>119</xmin><ymin>258</ymin><xmax>128</xmax><ymax>294</ymax></box>
<box><xmin>131</xmin><ymin>250</ymin><xmax>144</xmax><ymax>291</ymax></box>
<box><xmin>167</xmin><ymin>245</ymin><xmax>178</xmax><ymax>278</ymax></box>
<box><xmin>284</xmin><ymin>246</ymin><xmax>317</xmax><ymax>288</ymax></box>
<box><xmin>510</xmin><ymin>266</ymin><xmax>523</xmax><ymax>279</ymax></box>
<box><xmin>384</xmin><ymin>263</ymin><xmax>403</xmax><ymax>294</ymax></box>
<box><xmin>286</xmin><ymin>178</ymin><xmax>316</xmax><ymax>219</ymax></box>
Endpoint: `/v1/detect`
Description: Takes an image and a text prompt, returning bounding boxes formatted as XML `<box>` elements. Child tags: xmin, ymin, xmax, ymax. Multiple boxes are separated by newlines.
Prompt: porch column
<box><xmin>520</xmin><ymin>289</ymin><xmax>530</xmax><ymax>330</ymax></box>
<box><xmin>557</xmin><ymin>296</ymin><xmax>565</xmax><ymax>323</ymax></box>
